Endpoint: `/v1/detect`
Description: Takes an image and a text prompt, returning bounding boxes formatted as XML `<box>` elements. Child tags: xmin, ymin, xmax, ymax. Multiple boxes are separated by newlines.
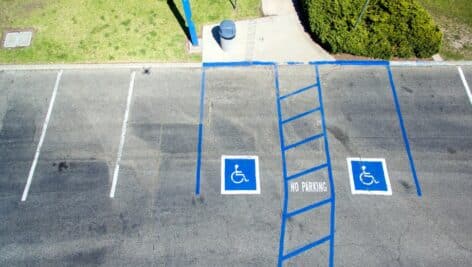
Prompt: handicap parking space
<box><xmin>197</xmin><ymin>66</ymin><xmax>281</xmax><ymax>265</ymax></box>
<box><xmin>317</xmin><ymin>65</ymin><xmax>420</xmax><ymax>266</ymax></box>
<box><xmin>315</xmin><ymin>65</ymin><xmax>471</xmax><ymax>266</ymax></box>
<box><xmin>392</xmin><ymin>66</ymin><xmax>472</xmax><ymax>261</ymax></box>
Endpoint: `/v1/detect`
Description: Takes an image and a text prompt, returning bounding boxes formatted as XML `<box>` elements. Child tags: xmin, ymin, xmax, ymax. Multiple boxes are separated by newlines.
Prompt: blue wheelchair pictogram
<box><xmin>347</xmin><ymin>158</ymin><xmax>392</xmax><ymax>195</ymax></box>
<box><xmin>221</xmin><ymin>155</ymin><xmax>260</xmax><ymax>194</ymax></box>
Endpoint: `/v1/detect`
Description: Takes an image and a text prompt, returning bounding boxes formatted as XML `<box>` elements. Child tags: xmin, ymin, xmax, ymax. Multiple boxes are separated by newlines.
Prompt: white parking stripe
<box><xmin>458</xmin><ymin>67</ymin><xmax>472</xmax><ymax>105</ymax></box>
<box><xmin>110</xmin><ymin>71</ymin><xmax>136</xmax><ymax>198</ymax></box>
<box><xmin>21</xmin><ymin>70</ymin><xmax>63</xmax><ymax>202</ymax></box>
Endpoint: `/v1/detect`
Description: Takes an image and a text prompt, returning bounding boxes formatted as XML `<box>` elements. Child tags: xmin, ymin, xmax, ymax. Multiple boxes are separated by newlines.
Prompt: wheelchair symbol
<box><xmin>359</xmin><ymin>165</ymin><xmax>380</xmax><ymax>186</ymax></box>
<box><xmin>230</xmin><ymin>164</ymin><xmax>250</xmax><ymax>184</ymax></box>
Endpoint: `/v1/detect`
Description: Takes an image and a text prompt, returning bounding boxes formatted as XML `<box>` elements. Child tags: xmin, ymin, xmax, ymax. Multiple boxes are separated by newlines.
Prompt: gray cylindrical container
<box><xmin>219</xmin><ymin>20</ymin><xmax>236</xmax><ymax>52</ymax></box>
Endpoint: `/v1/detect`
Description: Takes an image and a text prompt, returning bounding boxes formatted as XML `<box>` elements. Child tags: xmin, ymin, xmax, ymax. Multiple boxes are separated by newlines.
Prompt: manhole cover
<box><xmin>3</xmin><ymin>31</ymin><xmax>33</xmax><ymax>48</ymax></box>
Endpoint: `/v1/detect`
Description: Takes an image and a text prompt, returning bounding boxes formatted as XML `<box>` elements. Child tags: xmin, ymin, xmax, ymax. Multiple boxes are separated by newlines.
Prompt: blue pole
<box><xmin>182</xmin><ymin>0</ymin><xmax>199</xmax><ymax>46</ymax></box>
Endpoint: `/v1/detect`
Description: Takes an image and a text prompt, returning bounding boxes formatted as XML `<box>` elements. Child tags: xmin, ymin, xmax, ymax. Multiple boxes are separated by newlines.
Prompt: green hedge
<box><xmin>301</xmin><ymin>0</ymin><xmax>443</xmax><ymax>59</ymax></box>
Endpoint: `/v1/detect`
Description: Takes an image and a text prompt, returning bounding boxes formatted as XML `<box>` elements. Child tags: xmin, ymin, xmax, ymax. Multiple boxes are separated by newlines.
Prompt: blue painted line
<box><xmin>195</xmin><ymin>69</ymin><xmax>206</xmax><ymax>195</ymax></box>
<box><xmin>287</xmin><ymin>198</ymin><xmax>331</xmax><ymax>218</ymax></box>
<box><xmin>282</xmin><ymin>234</ymin><xmax>331</xmax><ymax>261</ymax></box>
<box><xmin>286</xmin><ymin>61</ymin><xmax>305</xmax><ymax>65</ymax></box>
<box><xmin>315</xmin><ymin>65</ymin><xmax>336</xmax><ymax>267</ymax></box>
<box><xmin>274</xmin><ymin>65</ymin><xmax>289</xmax><ymax>267</ymax></box>
<box><xmin>386</xmin><ymin>65</ymin><xmax>422</xmax><ymax>196</ymax></box>
<box><xmin>284</xmin><ymin>133</ymin><xmax>324</xmax><ymax>151</ymax></box>
<box><xmin>286</xmin><ymin>163</ymin><xmax>328</xmax><ymax>181</ymax></box>
<box><xmin>202</xmin><ymin>61</ymin><xmax>276</xmax><ymax>68</ymax></box>
<box><xmin>282</xmin><ymin>107</ymin><xmax>321</xmax><ymax>124</ymax></box>
<box><xmin>310</xmin><ymin>60</ymin><xmax>389</xmax><ymax>66</ymax></box>
<box><xmin>279</xmin><ymin>83</ymin><xmax>317</xmax><ymax>100</ymax></box>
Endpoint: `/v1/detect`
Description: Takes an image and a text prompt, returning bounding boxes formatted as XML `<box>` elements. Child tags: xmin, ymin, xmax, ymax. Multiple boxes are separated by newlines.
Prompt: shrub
<box><xmin>300</xmin><ymin>0</ymin><xmax>443</xmax><ymax>59</ymax></box>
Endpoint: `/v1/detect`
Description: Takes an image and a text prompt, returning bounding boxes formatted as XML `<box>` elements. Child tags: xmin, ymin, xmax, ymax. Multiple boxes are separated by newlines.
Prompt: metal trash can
<box><xmin>219</xmin><ymin>20</ymin><xmax>236</xmax><ymax>52</ymax></box>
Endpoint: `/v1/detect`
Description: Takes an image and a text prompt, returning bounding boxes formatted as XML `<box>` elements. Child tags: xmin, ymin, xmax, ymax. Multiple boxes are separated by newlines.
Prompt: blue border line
<box><xmin>195</xmin><ymin>69</ymin><xmax>206</xmax><ymax>195</ymax></box>
<box><xmin>310</xmin><ymin>60</ymin><xmax>389</xmax><ymax>66</ymax></box>
<box><xmin>274</xmin><ymin>65</ymin><xmax>289</xmax><ymax>267</ymax></box>
<box><xmin>315</xmin><ymin>65</ymin><xmax>336</xmax><ymax>267</ymax></box>
<box><xmin>386</xmin><ymin>65</ymin><xmax>422</xmax><ymax>196</ymax></box>
<box><xmin>203</xmin><ymin>61</ymin><xmax>276</xmax><ymax>68</ymax></box>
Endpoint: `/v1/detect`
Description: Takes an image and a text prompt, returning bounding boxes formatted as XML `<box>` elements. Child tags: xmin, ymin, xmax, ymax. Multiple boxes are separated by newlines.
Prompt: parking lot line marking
<box><xmin>286</xmin><ymin>163</ymin><xmax>328</xmax><ymax>181</ymax></box>
<box><xmin>284</xmin><ymin>133</ymin><xmax>324</xmax><ymax>151</ymax></box>
<box><xmin>110</xmin><ymin>71</ymin><xmax>136</xmax><ymax>198</ymax></box>
<box><xmin>21</xmin><ymin>70</ymin><xmax>63</xmax><ymax>202</ymax></box>
<box><xmin>286</xmin><ymin>198</ymin><xmax>331</xmax><ymax>218</ymax></box>
<box><xmin>458</xmin><ymin>67</ymin><xmax>472</xmax><ymax>105</ymax></box>
<box><xmin>195</xmin><ymin>69</ymin><xmax>206</xmax><ymax>195</ymax></box>
<box><xmin>282</xmin><ymin>234</ymin><xmax>331</xmax><ymax>261</ymax></box>
<box><xmin>282</xmin><ymin>107</ymin><xmax>321</xmax><ymax>124</ymax></box>
<box><xmin>315</xmin><ymin>65</ymin><xmax>336</xmax><ymax>267</ymax></box>
<box><xmin>279</xmin><ymin>83</ymin><xmax>317</xmax><ymax>100</ymax></box>
<box><xmin>387</xmin><ymin>65</ymin><xmax>422</xmax><ymax>197</ymax></box>
<box><xmin>274</xmin><ymin>65</ymin><xmax>290</xmax><ymax>267</ymax></box>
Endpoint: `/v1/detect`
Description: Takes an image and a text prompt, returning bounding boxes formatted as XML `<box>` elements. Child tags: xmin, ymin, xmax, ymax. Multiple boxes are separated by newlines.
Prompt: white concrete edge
<box><xmin>0</xmin><ymin>62</ymin><xmax>201</xmax><ymax>70</ymax></box>
<box><xmin>1</xmin><ymin>61</ymin><xmax>472</xmax><ymax>70</ymax></box>
<box><xmin>389</xmin><ymin>61</ymin><xmax>472</xmax><ymax>67</ymax></box>
<box><xmin>277</xmin><ymin>61</ymin><xmax>472</xmax><ymax>66</ymax></box>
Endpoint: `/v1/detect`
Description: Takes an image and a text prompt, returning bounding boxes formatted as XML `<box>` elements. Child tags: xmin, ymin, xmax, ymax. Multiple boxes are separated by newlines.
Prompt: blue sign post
<box><xmin>347</xmin><ymin>157</ymin><xmax>392</xmax><ymax>195</ymax></box>
<box><xmin>182</xmin><ymin>0</ymin><xmax>199</xmax><ymax>46</ymax></box>
<box><xmin>221</xmin><ymin>155</ymin><xmax>260</xmax><ymax>194</ymax></box>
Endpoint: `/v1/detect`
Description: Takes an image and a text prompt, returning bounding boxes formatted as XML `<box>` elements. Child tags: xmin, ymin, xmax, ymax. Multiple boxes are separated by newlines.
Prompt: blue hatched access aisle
<box><xmin>275</xmin><ymin>65</ymin><xmax>336</xmax><ymax>266</ymax></box>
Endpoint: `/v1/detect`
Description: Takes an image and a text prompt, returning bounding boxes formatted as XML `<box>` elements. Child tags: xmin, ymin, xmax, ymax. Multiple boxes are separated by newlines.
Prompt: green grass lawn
<box><xmin>417</xmin><ymin>0</ymin><xmax>472</xmax><ymax>59</ymax></box>
<box><xmin>0</xmin><ymin>0</ymin><xmax>261</xmax><ymax>63</ymax></box>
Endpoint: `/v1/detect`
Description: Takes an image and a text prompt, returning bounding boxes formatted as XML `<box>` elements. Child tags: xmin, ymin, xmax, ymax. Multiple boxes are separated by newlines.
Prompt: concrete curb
<box><xmin>0</xmin><ymin>63</ymin><xmax>202</xmax><ymax>71</ymax></box>
<box><xmin>389</xmin><ymin>61</ymin><xmax>472</xmax><ymax>67</ymax></box>
<box><xmin>1</xmin><ymin>61</ymin><xmax>472</xmax><ymax>70</ymax></box>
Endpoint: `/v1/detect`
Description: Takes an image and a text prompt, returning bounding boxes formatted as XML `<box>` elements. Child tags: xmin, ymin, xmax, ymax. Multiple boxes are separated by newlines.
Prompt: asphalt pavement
<box><xmin>0</xmin><ymin>64</ymin><xmax>471</xmax><ymax>266</ymax></box>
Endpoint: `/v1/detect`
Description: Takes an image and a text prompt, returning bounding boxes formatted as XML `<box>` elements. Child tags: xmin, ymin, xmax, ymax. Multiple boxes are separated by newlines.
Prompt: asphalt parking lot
<box><xmin>0</xmin><ymin>63</ymin><xmax>471</xmax><ymax>266</ymax></box>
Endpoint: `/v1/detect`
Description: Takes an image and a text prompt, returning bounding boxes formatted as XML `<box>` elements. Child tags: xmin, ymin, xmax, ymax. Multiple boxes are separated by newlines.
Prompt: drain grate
<box><xmin>3</xmin><ymin>31</ymin><xmax>33</xmax><ymax>48</ymax></box>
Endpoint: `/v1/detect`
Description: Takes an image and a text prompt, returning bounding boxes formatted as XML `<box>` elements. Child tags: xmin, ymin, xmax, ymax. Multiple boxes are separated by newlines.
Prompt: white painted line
<box><xmin>21</xmin><ymin>70</ymin><xmax>63</xmax><ymax>201</ymax></box>
<box><xmin>458</xmin><ymin>67</ymin><xmax>472</xmax><ymax>106</ymax></box>
<box><xmin>110</xmin><ymin>71</ymin><xmax>136</xmax><ymax>198</ymax></box>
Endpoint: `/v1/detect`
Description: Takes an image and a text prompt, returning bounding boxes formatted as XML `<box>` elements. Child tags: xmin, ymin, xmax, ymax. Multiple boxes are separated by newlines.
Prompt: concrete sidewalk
<box><xmin>261</xmin><ymin>0</ymin><xmax>297</xmax><ymax>16</ymax></box>
<box><xmin>202</xmin><ymin>0</ymin><xmax>333</xmax><ymax>63</ymax></box>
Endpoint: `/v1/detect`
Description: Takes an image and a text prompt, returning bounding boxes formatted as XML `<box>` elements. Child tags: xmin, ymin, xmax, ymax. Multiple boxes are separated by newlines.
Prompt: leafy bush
<box><xmin>300</xmin><ymin>0</ymin><xmax>443</xmax><ymax>59</ymax></box>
